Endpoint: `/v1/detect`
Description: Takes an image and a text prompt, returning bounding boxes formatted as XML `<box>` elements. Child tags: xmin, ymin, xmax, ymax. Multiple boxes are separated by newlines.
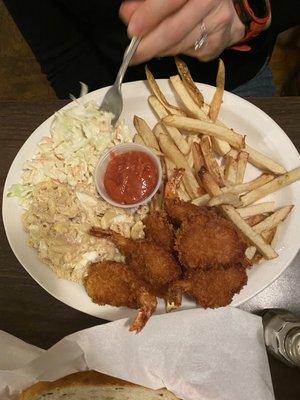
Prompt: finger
<box><xmin>119</xmin><ymin>1</ymin><xmax>143</xmax><ymax>25</ymax></box>
<box><xmin>161</xmin><ymin>1</ymin><xmax>239</xmax><ymax>61</ymax></box>
<box><xmin>157</xmin><ymin>22</ymin><xmax>212</xmax><ymax>58</ymax></box>
<box><xmin>130</xmin><ymin>0</ymin><xmax>215</xmax><ymax>64</ymax></box>
<box><xmin>127</xmin><ymin>0</ymin><xmax>188</xmax><ymax>37</ymax></box>
<box><xmin>183</xmin><ymin>2</ymin><xmax>240</xmax><ymax>62</ymax></box>
<box><xmin>184</xmin><ymin>32</ymin><xmax>227</xmax><ymax>62</ymax></box>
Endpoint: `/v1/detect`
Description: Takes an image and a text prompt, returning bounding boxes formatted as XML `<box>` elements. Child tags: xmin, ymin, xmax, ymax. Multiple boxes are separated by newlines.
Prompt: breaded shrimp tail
<box><xmin>165</xmin><ymin>168</ymin><xmax>185</xmax><ymax>199</ymax></box>
<box><xmin>130</xmin><ymin>289</ymin><xmax>157</xmax><ymax>333</ymax></box>
<box><xmin>167</xmin><ymin>279</ymin><xmax>191</xmax><ymax>309</ymax></box>
<box><xmin>84</xmin><ymin>261</ymin><xmax>157</xmax><ymax>333</ymax></box>
<box><xmin>89</xmin><ymin>227</ymin><xmax>113</xmax><ymax>238</ymax></box>
<box><xmin>90</xmin><ymin>227</ymin><xmax>134</xmax><ymax>255</ymax></box>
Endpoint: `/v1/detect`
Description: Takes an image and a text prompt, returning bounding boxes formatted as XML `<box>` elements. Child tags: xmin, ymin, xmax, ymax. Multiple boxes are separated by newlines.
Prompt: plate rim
<box><xmin>2</xmin><ymin>80</ymin><xmax>300</xmax><ymax>320</ymax></box>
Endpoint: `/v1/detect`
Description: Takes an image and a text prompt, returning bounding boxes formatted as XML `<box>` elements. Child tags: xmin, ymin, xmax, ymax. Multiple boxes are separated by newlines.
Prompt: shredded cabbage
<box><xmin>8</xmin><ymin>101</ymin><xmax>148</xmax><ymax>282</ymax></box>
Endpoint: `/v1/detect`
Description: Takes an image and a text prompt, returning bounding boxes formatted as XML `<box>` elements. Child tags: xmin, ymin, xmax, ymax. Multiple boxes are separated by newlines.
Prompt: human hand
<box><xmin>119</xmin><ymin>0</ymin><xmax>245</xmax><ymax>64</ymax></box>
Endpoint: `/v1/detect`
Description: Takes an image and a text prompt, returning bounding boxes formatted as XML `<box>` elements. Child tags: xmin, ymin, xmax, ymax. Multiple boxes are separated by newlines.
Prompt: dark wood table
<box><xmin>1</xmin><ymin>98</ymin><xmax>300</xmax><ymax>399</ymax></box>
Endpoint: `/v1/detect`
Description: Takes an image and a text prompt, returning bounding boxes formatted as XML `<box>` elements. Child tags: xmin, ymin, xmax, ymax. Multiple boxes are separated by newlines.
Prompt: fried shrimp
<box><xmin>84</xmin><ymin>261</ymin><xmax>157</xmax><ymax>332</ymax></box>
<box><xmin>168</xmin><ymin>264</ymin><xmax>247</xmax><ymax>309</ymax></box>
<box><xmin>90</xmin><ymin>228</ymin><xmax>182</xmax><ymax>297</ymax></box>
<box><xmin>175</xmin><ymin>213</ymin><xmax>247</xmax><ymax>270</ymax></box>
<box><xmin>164</xmin><ymin>168</ymin><xmax>217</xmax><ymax>225</ymax></box>
<box><xmin>143</xmin><ymin>208</ymin><xmax>175</xmax><ymax>252</ymax></box>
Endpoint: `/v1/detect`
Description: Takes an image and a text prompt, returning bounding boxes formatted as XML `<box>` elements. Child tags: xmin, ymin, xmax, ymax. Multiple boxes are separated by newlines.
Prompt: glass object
<box><xmin>263</xmin><ymin>309</ymin><xmax>300</xmax><ymax>367</ymax></box>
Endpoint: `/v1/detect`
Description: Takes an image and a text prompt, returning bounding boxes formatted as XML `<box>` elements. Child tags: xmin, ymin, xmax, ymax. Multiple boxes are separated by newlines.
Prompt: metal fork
<box><xmin>100</xmin><ymin>37</ymin><xmax>141</xmax><ymax>126</ymax></box>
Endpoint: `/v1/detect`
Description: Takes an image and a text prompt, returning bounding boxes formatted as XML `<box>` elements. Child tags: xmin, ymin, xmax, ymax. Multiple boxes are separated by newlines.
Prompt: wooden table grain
<box><xmin>1</xmin><ymin>98</ymin><xmax>300</xmax><ymax>399</ymax></box>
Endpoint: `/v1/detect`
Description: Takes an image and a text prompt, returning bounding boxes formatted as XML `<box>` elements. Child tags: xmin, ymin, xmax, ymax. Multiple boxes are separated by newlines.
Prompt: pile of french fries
<box><xmin>134</xmin><ymin>58</ymin><xmax>300</xmax><ymax>263</ymax></box>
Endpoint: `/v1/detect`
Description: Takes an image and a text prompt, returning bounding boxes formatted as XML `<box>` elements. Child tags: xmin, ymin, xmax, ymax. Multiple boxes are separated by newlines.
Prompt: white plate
<box><xmin>3</xmin><ymin>80</ymin><xmax>300</xmax><ymax>321</ymax></box>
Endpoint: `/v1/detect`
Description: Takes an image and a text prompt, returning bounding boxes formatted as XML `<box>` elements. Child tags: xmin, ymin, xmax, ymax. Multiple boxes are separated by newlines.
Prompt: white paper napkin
<box><xmin>0</xmin><ymin>308</ymin><xmax>274</xmax><ymax>400</ymax></box>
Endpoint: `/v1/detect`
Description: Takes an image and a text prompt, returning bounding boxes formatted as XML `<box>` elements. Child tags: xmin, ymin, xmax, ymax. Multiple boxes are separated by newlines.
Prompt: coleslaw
<box><xmin>8</xmin><ymin>101</ymin><xmax>148</xmax><ymax>282</ymax></box>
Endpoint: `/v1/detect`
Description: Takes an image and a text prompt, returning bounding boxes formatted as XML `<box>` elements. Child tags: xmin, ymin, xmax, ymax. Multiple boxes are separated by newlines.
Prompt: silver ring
<box><xmin>194</xmin><ymin>22</ymin><xmax>208</xmax><ymax>51</ymax></box>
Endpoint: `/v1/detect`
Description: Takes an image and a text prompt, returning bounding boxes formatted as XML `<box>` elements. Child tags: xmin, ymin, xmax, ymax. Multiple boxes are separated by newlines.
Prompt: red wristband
<box><xmin>231</xmin><ymin>0</ymin><xmax>271</xmax><ymax>51</ymax></box>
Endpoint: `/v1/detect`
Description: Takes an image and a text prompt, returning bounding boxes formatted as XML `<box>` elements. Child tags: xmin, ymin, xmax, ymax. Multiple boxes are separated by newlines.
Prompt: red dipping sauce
<box><xmin>103</xmin><ymin>151</ymin><xmax>158</xmax><ymax>205</ymax></box>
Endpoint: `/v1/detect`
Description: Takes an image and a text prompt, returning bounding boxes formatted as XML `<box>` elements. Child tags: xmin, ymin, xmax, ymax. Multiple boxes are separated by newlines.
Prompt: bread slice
<box><xmin>19</xmin><ymin>370</ymin><xmax>180</xmax><ymax>399</ymax></box>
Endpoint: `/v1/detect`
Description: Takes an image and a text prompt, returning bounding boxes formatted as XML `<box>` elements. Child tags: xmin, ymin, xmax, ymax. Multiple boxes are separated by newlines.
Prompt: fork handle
<box><xmin>115</xmin><ymin>37</ymin><xmax>141</xmax><ymax>89</ymax></box>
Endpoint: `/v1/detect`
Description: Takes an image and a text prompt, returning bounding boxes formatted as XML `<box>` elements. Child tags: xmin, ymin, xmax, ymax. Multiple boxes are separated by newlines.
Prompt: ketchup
<box><xmin>104</xmin><ymin>151</ymin><xmax>158</xmax><ymax>205</ymax></box>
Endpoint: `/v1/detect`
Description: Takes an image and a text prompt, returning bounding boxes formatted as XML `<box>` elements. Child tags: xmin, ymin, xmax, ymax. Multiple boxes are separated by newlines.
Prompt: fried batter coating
<box><xmin>143</xmin><ymin>209</ymin><xmax>175</xmax><ymax>252</ymax></box>
<box><xmin>165</xmin><ymin>198</ymin><xmax>217</xmax><ymax>226</ymax></box>
<box><xmin>84</xmin><ymin>261</ymin><xmax>157</xmax><ymax>332</ymax></box>
<box><xmin>175</xmin><ymin>213</ymin><xmax>247</xmax><ymax>270</ymax></box>
<box><xmin>168</xmin><ymin>264</ymin><xmax>247</xmax><ymax>308</ymax></box>
<box><xmin>90</xmin><ymin>228</ymin><xmax>182</xmax><ymax>297</ymax></box>
<box><xmin>163</xmin><ymin>168</ymin><xmax>215</xmax><ymax>225</ymax></box>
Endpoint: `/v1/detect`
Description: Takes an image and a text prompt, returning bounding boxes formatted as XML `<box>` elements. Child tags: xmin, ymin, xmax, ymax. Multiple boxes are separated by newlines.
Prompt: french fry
<box><xmin>252</xmin><ymin>206</ymin><xmax>294</xmax><ymax>234</ymax></box>
<box><xmin>222</xmin><ymin>204</ymin><xmax>278</xmax><ymax>259</ymax></box>
<box><xmin>148</xmin><ymin>96</ymin><xmax>190</xmax><ymax>155</ymax></box>
<box><xmin>186</xmin><ymin>136</ymin><xmax>194</xmax><ymax>169</ymax></box>
<box><xmin>224</xmin><ymin>154</ymin><xmax>238</xmax><ymax>185</ymax></box>
<box><xmin>163</xmin><ymin>115</ymin><xmax>245</xmax><ymax>149</ymax></box>
<box><xmin>135</xmin><ymin>129</ymin><xmax>164</xmax><ymax>156</ymax></box>
<box><xmin>200</xmin><ymin>135</ymin><xmax>224</xmax><ymax>186</ymax></box>
<box><xmin>253</xmin><ymin>227</ymin><xmax>278</xmax><ymax>264</ymax></box>
<box><xmin>241</xmin><ymin>167</ymin><xmax>300</xmax><ymax>206</ymax></box>
<box><xmin>226</xmin><ymin>149</ymin><xmax>238</xmax><ymax>159</ymax></box>
<box><xmin>261</xmin><ymin>228</ymin><xmax>277</xmax><ymax>243</ymax></box>
<box><xmin>245</xmin><ymin>145</ymin><xmax>286</xmax><ymax>175</ymax></box>
<box><xmin>192</xmin><ymin>142</ymin><xmax>206</xmax><ymax>194</ymax></box>
<box><xmin>150</xmin><ymin>148</ymin><xmax>165</xmax><ymax>157</ymax></box>
<box><xmin>236</xmin><ymin>151</ymin><xmax>249</xmax><ymax>184</ymax></box>
<box><xmin>175</xmin><ymin>57</ymin><xmax>204</xmax><ymax>108</ymax></box>
<box><xmin>199</xmin><ymin>167</ymin><xmax>222</xmax><ymax>196</ymax></box>
<box><xmin>134</xmin><ymin>134</ymin><xmax>145</xmax><ymax>146</ymax></box>
<box><xmin>152</xmin><ymin>122</ymin><xmax>166</xmax><ymax>140</ymax></box>
<box><xmin>191</xmin><ymin>193</ymin><xmax>210</xmax><ymax>206</ymax></box>
<box><xmin>209</xmin><ymin>59</ymin><xmax>225</xmax><ymax>122</ymax></box>
<box><xmin>192</xmin><ymin>173</ymin><xmax>275</xmax><ymax>206</ymax></box>
<box><xmin>133</xmin><ymin>116</ymin><xmax>160</xmax><ymax>151</ymax></box>
<box><xmin>178</xmin><ymin>187</ymin><xmax>191</xmax><ymax>202</ymax></box>
<box><xmin>245</xmin><ymin>246</ymin><xmax>257</xmax><ymax>260</ymax></box>
<box><xmin>245</xmin><ymin>214</ymin><xmax>268</xmax><ymax>227</ymax></box>
<box><xmin>169</xmin><ymin>76</ymin><xmax>233</xmax><ymax>157</ymax></box>
<box><xmin>201</xmin><ymin>103</ymin><xmax>233</xmax><ymax>156</ymax></box>
<box><xmin>211</xmin><ymin>137</ymin><xmax>232</xmax><ymax>157</ymax></box>
<box><xmin>204</xmin><ymin>101</ymin><xmax>287</xmax><ymax>175</ymax></box>
<box><xmin>192</xmin><ymin>142</ymin><xmax>205</xmax><ymax>173</ymax></box>
<box><xmin>164</xmin><ymin>157</ymin><xmax>176</xmax><ymax>180</ymax></box>
<box><xmin>145</xmin><ymin>66</ymin><xmax>185</xmax><ymax>116</ymax></box>
<box><xmin>202</xmin><ymin>102</ymin><xmax>210</xmax><ymax>115</ymax></box>
<box><xmin>212</xmin><ymin>137</ymin><xmax>286</xmax><ymax>175</ymax></box>
<box><xmin>257</xmin><ymin>227</ymin><xmax>279</xmax><ymax>264</ymax></box>
<box><xmin>199</xmin><ymin>168</ymin><xmax>278</xmax><ymax>260</ymax></box>
<box><xmin>169</xmin><ymin>75</ymin><xmax>208</xmax><ymax>120</ymax></box>
<box><xmin>206</xmin><ymin>97</ymin><xmax>286</xmax><ymax>175</ymax></box>
<box><xmin>236</xmin><ymin>202</ymin><xmax>276</xmax><ymax>218</ymax></box>
<box><xmin>208</xmin><ymin>192</ymin><xmax>243</xmax><ymax>207</ymax></box>
<box><xmin>229</xmin><ymin>173</ymin><xmax>274</xmax><ymax>194</ymax></box>
<box><xmin>271</xmin><ymin>226</ymin><xmax>279</xmax><ymax>248</ymax></box>
<box><xmin>158</xmin><ymin>133</ymin><xmax>199</xmax><ymax>198</ymax></box>
<box><xmin>148</xmin><ymin>96</ymin><xmax>168</xmax><ymax>119</ymax></box>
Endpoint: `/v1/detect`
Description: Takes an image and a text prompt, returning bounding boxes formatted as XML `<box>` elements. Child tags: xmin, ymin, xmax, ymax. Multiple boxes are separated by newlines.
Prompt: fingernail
<box><xmin>128</xmin><ymin>23</ymin><xmax>135</xmax><ymax>38</ymax></box>
<box><xmin>128</xmin><ymin>21</ymin><xmax>139</xmax><ymax>37</ymax></box>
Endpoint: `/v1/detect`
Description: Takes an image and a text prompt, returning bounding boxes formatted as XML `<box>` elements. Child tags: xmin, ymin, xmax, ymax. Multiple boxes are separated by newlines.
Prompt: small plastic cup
<box><xmin>94</xmin><ymin>143</ymin><xmax>162</xmax><ymax>209</ymax></box>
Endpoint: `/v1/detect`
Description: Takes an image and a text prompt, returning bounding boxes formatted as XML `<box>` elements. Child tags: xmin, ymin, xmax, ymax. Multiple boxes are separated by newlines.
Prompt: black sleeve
<box><xmin>3</xmin><ymin>0</ymin><xmax>118</xmax><ymax>98</ymax></box>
